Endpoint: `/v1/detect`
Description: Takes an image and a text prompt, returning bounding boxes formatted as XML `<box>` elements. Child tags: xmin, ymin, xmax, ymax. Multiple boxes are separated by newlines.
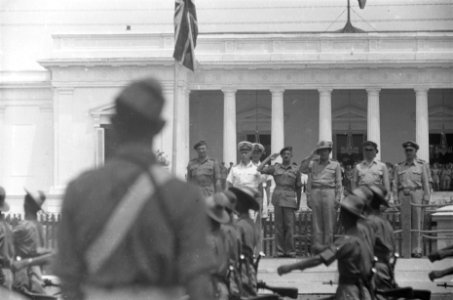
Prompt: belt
<box><xmin>83</xmin><ymin>285</ymin><xmax>185</xmax><ymax>300</ymax></box>
<box><xmin>398</xmin><ymin>187</ymin><xmax>422</xmax><ymax>192</ymax></box>
<box><xmin>311</xmin><ymin>186</ymin><xmax>335</xmax><ymax>190</ymax></box>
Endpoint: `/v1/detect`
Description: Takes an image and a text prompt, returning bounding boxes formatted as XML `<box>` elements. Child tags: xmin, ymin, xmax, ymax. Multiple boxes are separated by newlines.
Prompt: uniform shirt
<box><xmin>303</xmin><ymin>159</ymin><xmax>342</xmax><ymax>201</ymax></box>
<box><xmin>393</xmin><ymin>159</ymin><xmax>430</xmax><ymax>200</ymax></box>
<box><xmin>187</xmin><ymin>157</ymin><xmax>220</xmax><ymax>196</ymax></box>
<box><xmin>364</xmin><ymin>213</ymin><xmax>395</xmax><ymax>263</ymax></box>
<box><xmin>353</xmin><ymin>159</ymin><xmax>389</xmax><ymax>187</ymax></box>
<box><xmin>13</xmin><ymin>219</ymin><xmax>44</xmax><ymax>258</ymax></box>
<box><xmin>0</xmin><ymin>215</ymin><xmax>14</xmax><ymax>267</ymax></box>
<box><xmin>226</xmin><ymin>161</ymin><xmax>262</xmax><ymax>190</ymax></box>
<box><xmin>207</xmin><ymin>228</ymin><xmax>229</xmax><ymax>279</ymax></box>
<box><xmin>56</xmin><ymin>144</ymin><xmax>215</xmax><ymax>297</ymax></box>
<box><xmin>260</xmin><ymin>163</ymin><xmax>301</xmax><ymax>208</ymax></box>
<box><xmin>235</xmin><ymin>216</ymin><xmax>259</xmax><ymax>258</ymax></box>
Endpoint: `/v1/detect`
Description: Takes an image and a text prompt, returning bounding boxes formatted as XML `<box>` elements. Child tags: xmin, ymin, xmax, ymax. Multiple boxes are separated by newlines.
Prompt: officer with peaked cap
<box><xmin>393</xmin><ymin>141</ymin><xmax>430</xmax><ymax>258</ymax></box>
<box><xmin>56</xmin><ymin>78</ymin><xmax>215</xmax><ymax>300</ymax></box>
<box><xmin>226</xmin><ymin>141</ymin><xmax>262</xmax><ymax>191</ymax></box>
<box><xmin>352</xmin><ymin>141</ymin><xmax>390</xmax><ymax>199</ymax></box>
<box><xmin>0</xmin><ymin>187</ymin><xmax>14</xmax><ymax>290</ymax></box>
<box><xmin>300</xmin><ymin>141</ymin><xmax>343</xmax><ymax>253</ymax></box>
<box><xmin>278</xmin><ymin>193</ymin><xmax>373</xmax><ymax>300</ymax></box>
<box><xmin>187</xmin><ymin>140</ymin><xmax>221</xmax><ymax>197</ymax></box>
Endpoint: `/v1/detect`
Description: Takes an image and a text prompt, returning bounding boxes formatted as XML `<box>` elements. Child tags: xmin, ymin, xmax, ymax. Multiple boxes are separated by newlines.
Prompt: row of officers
<box><xmin>187</xmin><ymin>138</ymin><xmax>431</xmax><ymax>258</ymax></box>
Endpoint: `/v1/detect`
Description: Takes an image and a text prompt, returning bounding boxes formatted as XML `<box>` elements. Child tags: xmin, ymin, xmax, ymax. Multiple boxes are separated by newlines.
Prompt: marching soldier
<box><xmin>187</xmin><ymin>140</ymin><xmax>222</xmax><ymax>197</ymax></box>
<box><xmin>300</xmin><ymin>141</ymin><xmax>342</xmax><ymax>253</ymax></box>
<box><xmin>55</xmin><ymin>78</ymin><xmax>215</xmax><ymax>300</ymax></box>
<box><xmin>258</xmin><ymin>146</ymin><xmax>301</xmax><ymax>258</ymax></box>
<box><xmin>277</xmin><ymin>194</ymin><xmax>374</xmax><ymax>300</ymax></box>
<box><xmin>0</xmin><ymin>187</ymin><xmax>14</xmax><ymax>290</ymax></box>
<box><xmin>351</xmin><ymin>141</ymin><xmax>390</xmax><ymax>200</ymax></box>
<box><xmin>393</xmin><ymin>141</ymin><xmax>430</xmax><ymax>258</ymax></box>
<box><xmin>229</xmin><ymin>185</ymin><xmax>260</xmax><ymax>298</ymax></box>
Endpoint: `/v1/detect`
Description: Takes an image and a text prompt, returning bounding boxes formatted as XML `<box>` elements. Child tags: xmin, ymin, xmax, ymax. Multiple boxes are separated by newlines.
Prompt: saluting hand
<box><xmin>270</xmin><ymin>153</ymin><xmax>280</xmax><ymax>160</ymax></box>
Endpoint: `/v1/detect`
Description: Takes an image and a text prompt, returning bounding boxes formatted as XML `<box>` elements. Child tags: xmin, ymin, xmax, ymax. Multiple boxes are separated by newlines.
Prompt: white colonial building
<box><xmin>1</xmin><ymin>0</ymin><xmax>453</xmax><ymax>212</ymax></box>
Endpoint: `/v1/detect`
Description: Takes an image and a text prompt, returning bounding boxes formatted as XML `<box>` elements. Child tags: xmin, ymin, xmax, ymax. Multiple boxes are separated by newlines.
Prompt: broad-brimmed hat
<box><xmin>24</xmin><ymin>188</ymin><xmax>46</xmax><ymax>211</ymax></box>
<box><xmin>238</xmin><ymin>141</ymin><xmax>253</xmax><ymax>152</ymax></box>
<box><xmin>193</xmin><ymin>140</ymin><xmax>207</xmax><ymax>150</ymax></box>
<box><xmin>340</xmin><ymin>195</ymin><xmax>365</xmax><ymax>219</ymax></box>
<box><xmin>367</xmin><ymin>184</ymin><xmax>389</xmax><ymax>207</ymax></box>
<box><xmin>0</xmin><ymin>186</ymin><xmax>9</xmax><ymax>212</ymax></box>
<box><xmin>352</xmin><ymin>186</ymin><xmax>373</xmax><ymax>206</ymax></box>
<box><xmin>253</xmin><ymin>143</ymin><xmax>265</xmax><ymax>153</ymax></box>
<box><xmin>402</xmin><ymin>140</ymin><xmax>419</xmax><ymax>151</ymax></box>
<box><xmin>205</xmin><ymin>193</ymin><xmax>230</xmax><ymax>224</ymax></box>
<box><xmin>316</xmin><ymin>140</ymin><xmax>333</xmax><ymax>152</ymax></box>
<box><xmin>222</xmin><ymin>190</ymin><xmax>237</xmax><ymax>213</ymax></box>
<box><xmin>229</xmin><ymin>186</ymin><xmax>260</xmax><ymax>211</ymax></box>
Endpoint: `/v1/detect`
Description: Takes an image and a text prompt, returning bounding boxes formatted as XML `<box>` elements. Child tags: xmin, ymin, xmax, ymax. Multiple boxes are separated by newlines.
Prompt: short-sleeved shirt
<box><xmin>365</xmin><ymin>214</ymin><xmax>395</xmax><ymax>263</ymax></box>
<box><xmin>355</xmin><ymin>159</ymin><xmax>388</xmax><ymax>186</ymax></box>
<box><xmin>308</xmin><ymin>159</ymin><xmax>342</xmax><ymax>189</ymax></box>
<box><xmin>226</xmin><ymin>161</ymin><xmax>262</xmax><ymax>190</ymax></box>
<box><xmin>56</xmin><ymin>144</ymin><xmax>215</xmax><ymax>297</ymax></box>
<box><xmin>394</xmin><ymin>160</ymin><xmax>429</xmax><ymax>191</ymax></box>
<box><xmin>187</xmin><ymin>157</ymin><xmax>220</xmax><ymax>197</ymax></box>
<box><xmin>260</xmin><ymin>163</ymin><xmax>301</xmax><ymax>208</ymax></box>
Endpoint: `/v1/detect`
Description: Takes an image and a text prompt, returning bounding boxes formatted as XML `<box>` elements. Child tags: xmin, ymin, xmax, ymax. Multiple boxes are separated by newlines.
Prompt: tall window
<box><xmin>429</xmin><ymin>133</ymin><xmax>453</xmax><ymax>191</ymax></box>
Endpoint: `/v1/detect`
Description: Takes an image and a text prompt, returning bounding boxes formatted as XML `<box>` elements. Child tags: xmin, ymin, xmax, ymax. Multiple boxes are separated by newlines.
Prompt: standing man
<box><xmin>352</xmin><ymin>141</ymin><xmax>390</xmax><ymax>200</ymax></box>
<box><xmin>258</xmin><ymin>147</ymin><xmax>301</xmax><ymax>258</ymax></box>
<box><xmin>187</xmin><ymin>140</ymin><xmax>222</xmax><ymax>197</ymax></box>
<box><xmin>226</xmin><ymin>141</ymin><xmax>261</xmax><ymax>191</ymax></box>
<box><xmin>0</xmin><ymin>187</ymin><xmax>14</xmax><ymax>290</ymax></box>
<box><xmin>56</xmin><ymin>78</ymin><xmax>214</xmax><ymax>300</ymax></box>
<box><xmin>393</xmin><ymin>141</ymin><xmax>430</xmax><ymax>258</ymax></box>
<box><xmin>300</xmin><ymin>141</ymin><xmax>342</xmax><ymax>254</ymax></box>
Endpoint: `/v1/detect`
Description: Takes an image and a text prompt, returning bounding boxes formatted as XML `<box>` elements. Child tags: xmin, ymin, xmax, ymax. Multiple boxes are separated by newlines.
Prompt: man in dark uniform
<box><xmin>56</xmin><ymin>78</ymin><xmax>215</xmax><ymax>300</ymax></box>
<box><xmin>187</xmin><ymin>140</ymin><xmax>221</xmax><ymax>197</ymax></box>
<box><xmin>13</xmin><ymin>189</ymin><xmax>49</xmax><ymax>295</ymax></box>
<box><xmin>277</xmin><ymin>194</ymin><xmax>373</xmax><ymax>300</ymax></box>
<box><xmin>258</xmin><ymin>146</ymin><xmax>301</xmax><ymax>258</ymax></box>
<box><xmin>229</xmin><ymin>185</ymin><xmax>260</xmax><ymax>298</ymax></box>
<box><xmin>393</xmin><ymin>141</ymin><xmax>430</xmax><ymax>258</ymax></box>
<box><xmin>0</xmin><ymin>187</ymin><xmax>14</xmax><ymax>290</ymax></box>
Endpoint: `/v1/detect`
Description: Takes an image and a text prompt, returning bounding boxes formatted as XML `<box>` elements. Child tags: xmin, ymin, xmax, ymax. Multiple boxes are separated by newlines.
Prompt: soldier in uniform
<box><xmin>258</xmin><ymin>146</ymin><xmax>301</xmax><ymax>258</ymax></box>
<box><xmin>55</xmin><ymin>78</ymin><xmax>215</xmax><ymax>300</ymax></box>
<box><xmin>187</xmin><ymin>140</ymin><xmax>221</xmax><ymax>197</ymax></box>
<box><xmin>227</xmin><ymin>141</ymin><xmax>261</xmax><ymax>191</ymax></box>
<box><xmin>229</xmin><ymin>186</ymin><xmax>260</xmax><ymax>298</ymax></box>
<box><xmin>277</xmin><ymin>194</ymin><xmax>373</xmax><ymax>300</ymax></box>
<box><xmin>393</xmin><ymin>141</ymin><xmax>430</xmax><ymax>258</ymax></box>
<box><xmin>205</xmin><ymin>193</ymin><xmax>231</xmax><ymax>300</ymax></box>
<box><xmin>351</xmin><ymin>141</ymin><xmax>390</xmax><ymax>201</ymax></box>
<box><xmin>300</xmin><ymin>141</ymin><xmax>342</xmax><ymax>253</ymax></box>
<box><xmin>0</xmin><ymin>187</ymin><xmax>14</xmax><ymax>290</ymax></box>
<box><xmin>12</xmin><ymin>189</ymin><xmax>49</xmax><ymax>295</ymax></box>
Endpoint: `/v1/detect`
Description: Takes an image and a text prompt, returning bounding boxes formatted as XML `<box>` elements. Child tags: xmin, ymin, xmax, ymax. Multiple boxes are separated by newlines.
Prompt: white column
<box><xmin>94</xmin><ymin>121</ymin><xmax>105</xmax><ymax>167</ymax></box>
<box><xmin>271</xmin><ymin>89</ymin><xmax>285</xmax><ymax>154</ymax></box>
<box><xmin>318</xmin><ymin>89</ymin><xmax>333</xmax><ymax>141</ymax></box>
<box><xmin>223</xmin><ymin>88</ymin><xmax>237</xmax><ymax>165</ymax></box>
<box><xmin>367</xmin><ymin>88</ymin><xmax>381</xmax><ymax>160</ymax></box>
<box><xmin>172</xmin><ymin>81</ymin><xmax>189</xmax><ymax>179</ymax></box>
<box><xmin>415</xmin><ymin>88</ymin><xmax>430</xmax><ymax>162</ymax></box>
<box><xmin>159</xmin><ymin>87</ymin><xmax>174</xmax><ymax>169</ymax></box>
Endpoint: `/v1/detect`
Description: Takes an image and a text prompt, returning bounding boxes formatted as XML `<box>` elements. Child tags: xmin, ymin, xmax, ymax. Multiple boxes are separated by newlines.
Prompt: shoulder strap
<box><xmin>85</xmin><ymin>164</ymin><xmax>171</xmax><ymax>275</ymax></box>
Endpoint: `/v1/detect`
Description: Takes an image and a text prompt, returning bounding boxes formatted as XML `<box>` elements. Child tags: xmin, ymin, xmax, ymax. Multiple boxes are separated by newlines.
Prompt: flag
<box><xmin>173</xmin><ymin>0</ymin><xmax>198</xmax><ymax>71</ymax></box>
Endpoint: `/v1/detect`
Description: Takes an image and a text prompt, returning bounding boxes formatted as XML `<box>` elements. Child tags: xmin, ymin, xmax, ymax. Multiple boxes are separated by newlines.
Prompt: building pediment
<box><xmin>90</xmin><ymin>103</ymin><xmax>115</xmax><ymax>124</ymax></box>
<box><xmin>333</xmin><ymin>105</ymin><xmax>366</xmax><ymax>122</ymax></box>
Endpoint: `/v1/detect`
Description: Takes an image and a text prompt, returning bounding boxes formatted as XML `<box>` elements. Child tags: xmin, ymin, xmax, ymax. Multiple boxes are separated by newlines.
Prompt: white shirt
<box><xmin>226</xmin><ymin>161</ymin><xmax>262</xmax><ymax>190</ymax></box>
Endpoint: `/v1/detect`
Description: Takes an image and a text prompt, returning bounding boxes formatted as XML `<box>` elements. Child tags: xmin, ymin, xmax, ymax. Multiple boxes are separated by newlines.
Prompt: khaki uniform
<box><xmin>301</xmin><ymin>158</ymin><xmax>342</xmax><ymax>252</ymax></box>
<box><xmin>0</xmin><ymin>215</ymin><xmax>14</xmax><ymax>290</ymax></box>
<box><xmin>187</xmin><ymin>157</ymin><xmax>220</xmax><ymax>197</ymax></box>
<box><xmin>352</xmin><ymin>159</ymin><xmax>390</xmax><ymax>192</ymax></box>
<box><xmin>207</xmin><ymin>228</ymin><xmax>230</xmax><ymax>300</ymax></box>
<box><xmin>393</xmin><ymin>159</ymin><xmax>430</xmax><ymax>255</ymax></box>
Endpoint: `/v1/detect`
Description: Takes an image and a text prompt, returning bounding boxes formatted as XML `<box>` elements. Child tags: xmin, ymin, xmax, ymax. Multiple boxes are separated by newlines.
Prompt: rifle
<box><xmin>437</xmin><ymin>282</ymin><xmax>453</xmax><ymax>288</ymax></box>
<box><xmin>11</xmin><ymin>253</ymin><xmax>55</xmax><ymax>272</ymax></box>
<box><xmin>376</xmin><ymin>287</ymin><xmax>431</xmax><ymax>300</ymax></box>
<box><xmin>256</xmin><ymin>281</ymin><xmax>298</xmax><ymax>299</ymax></box>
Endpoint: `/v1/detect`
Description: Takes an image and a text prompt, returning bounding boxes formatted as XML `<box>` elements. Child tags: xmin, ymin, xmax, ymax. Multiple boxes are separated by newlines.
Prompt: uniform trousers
<box><xmin>274</xmin><ymin>205</ymin><xmax>295</xmax><ymax>256</ymax></box>
<box><xmin>311</xmin><ymin>188</ymin><xmax>336</xmax><ymax>253</ymax></box>
<box><xmin>398</xmin><ymin>189</ymin><xmax>424</xmax><ymax>255</ymax></box>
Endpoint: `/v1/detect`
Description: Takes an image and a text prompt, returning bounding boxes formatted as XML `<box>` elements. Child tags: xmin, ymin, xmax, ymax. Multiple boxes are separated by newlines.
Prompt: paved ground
<box><xmin>257</xmin><ymin>258</ymin><xmax>453</xmax><ymax>299</ymax></box>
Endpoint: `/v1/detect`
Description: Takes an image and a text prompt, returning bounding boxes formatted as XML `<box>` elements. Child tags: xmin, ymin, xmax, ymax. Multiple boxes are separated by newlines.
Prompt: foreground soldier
<box><xmin>229</xmin><ymin>186</ymin><xmax>260</xmax><ymax>298</ymax></box>
<box><xmin>56</xmin><ymin>78</ymin><xmax>214</xmax><ymax>300</ymax></box>
<box><xmin>277</xmin><ymin>194</ymin><xmax>373</xmax><ymax>300</ymax></box>
<box><xmin>0</xmin><ymin>187</ymin><xmax>14</xmax><ymax>290</ymax></box>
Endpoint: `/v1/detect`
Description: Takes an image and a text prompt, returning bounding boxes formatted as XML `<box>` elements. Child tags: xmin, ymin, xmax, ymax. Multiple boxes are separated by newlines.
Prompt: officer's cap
<box><xmin>115</xmin><ymin>78</ymin><xmax>165</xmax><ymax>123</ymax></box>
<box><xmin>340</xmin><ymin>194</ymin><xmax>366</xmax><ymax>219</ymax></box>
<box><xmin>253</xmin><ymin>143</ymin><xmax>265</xmax><ymax>153</ymax></box>
<box><xmin>280</xmin><ymin>146</ymin><xmax>293</xmax><ymax>155</ymax></box>
<box><xmin>402</xmin><ymin>141</ymin><xmax>419</xmax><ymax>151</ymax></box>
<box><xmin>238</xmin><ymin>141</ymin><xmax>253</xmax><ymax>152</ymax></box>
<box><xmin>316</xmin><ymin>140</ymin><xmax>333</xmax><ymax>152</ymax></box>
<box><xmin>193</xmin><ymin>140</ymin><xmax>207</xmax><ymax>150</ymax></box>
<box><xmin>363</xmin><ymin>141</ymin><xmax>378</xmax><ymax>152</ymax></box>
<box><xmin>229</xmin><ymin>186</ymin><xmax>260</xmax><ymax>211</ymax></box>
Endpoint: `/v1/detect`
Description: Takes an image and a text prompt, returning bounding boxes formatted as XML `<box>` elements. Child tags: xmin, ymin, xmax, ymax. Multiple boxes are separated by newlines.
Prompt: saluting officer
<box><xmin>393</xmin><ymin>141</ymin><xmax>430</xmax><ymax>258</ymax></box>
<box><xmin>187</xmin><ymin>140</ymin><xmax>222</xmax><ymax>197</ymax></box>
<box><xmin>352</xmin><ymin>141</ymin><xmax>390</xmax><ymax>199</ymax></box>
<box><xmin>258</xmin><ymin>146</ymin><xmax>301</xmax><ymax>258</ymax></box>
<box><xmin>300</xmin><ymin>141</ymin><xmax>342</xmax><ymax>253</ymax></box>
<box><xmin>0</xmin><ymin>187</ymin><xmax>14</xmax><ymax>290</ymax></box>
<box><xmin>56</xmin><ymin>78</ymin><xmax>215</xmax><ymax>300</ymax></box>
